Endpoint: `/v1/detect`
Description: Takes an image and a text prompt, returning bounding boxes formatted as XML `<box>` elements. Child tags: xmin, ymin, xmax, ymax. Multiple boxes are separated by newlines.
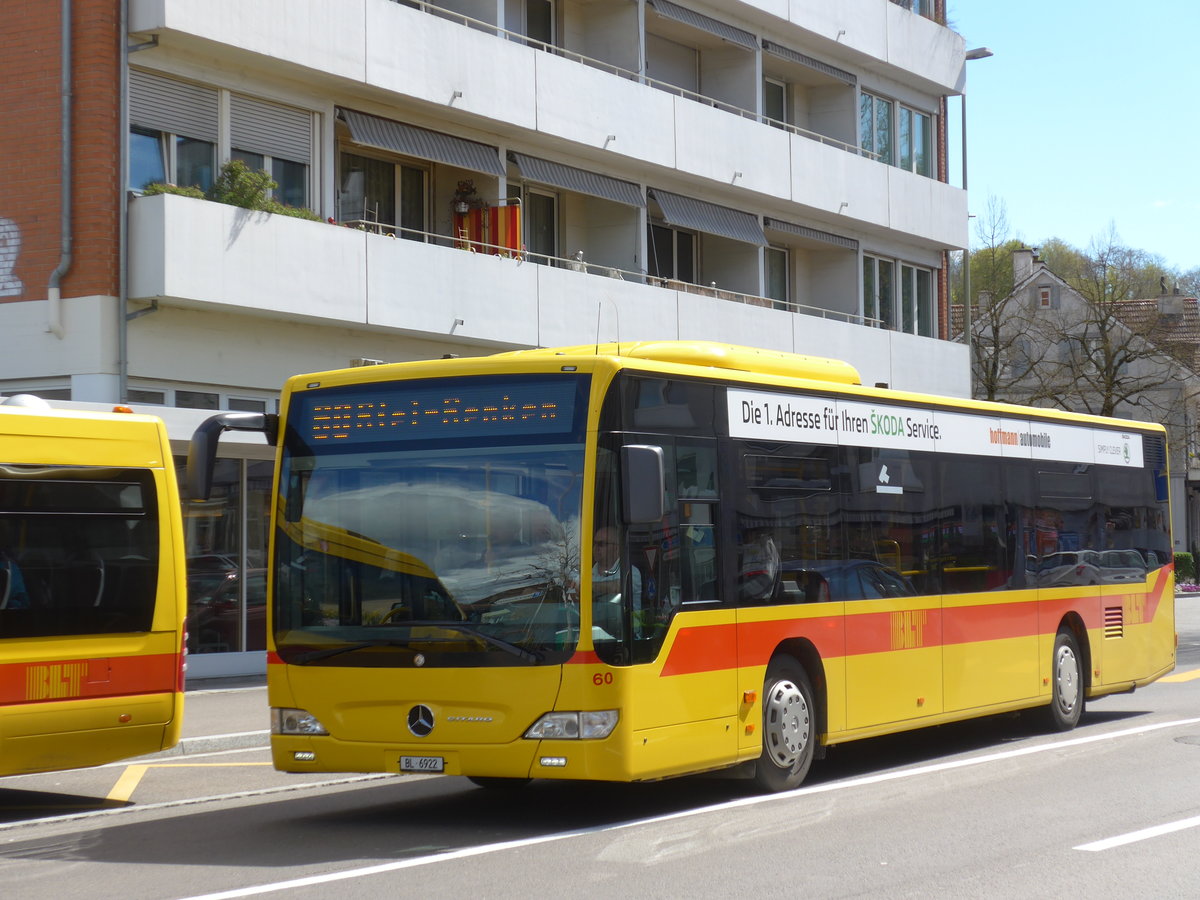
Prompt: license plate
<box><xmin>401</xmin><ymin>755</ymin><xmax>444</xmax><ymax>773</ymax></box>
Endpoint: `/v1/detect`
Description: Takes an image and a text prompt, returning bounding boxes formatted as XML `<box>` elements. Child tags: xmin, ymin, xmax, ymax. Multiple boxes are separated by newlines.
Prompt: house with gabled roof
<box><xmin>958</xmin><ymin>247</ymin><xmax>1200</xmax><ymax>554</ymax></box>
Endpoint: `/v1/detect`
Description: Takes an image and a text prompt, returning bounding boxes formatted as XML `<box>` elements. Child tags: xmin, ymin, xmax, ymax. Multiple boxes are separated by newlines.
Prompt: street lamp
<box><xmin>961</xmin><ymin>47</ymin><xmax>994</xmax><ymax>395</ymax></box>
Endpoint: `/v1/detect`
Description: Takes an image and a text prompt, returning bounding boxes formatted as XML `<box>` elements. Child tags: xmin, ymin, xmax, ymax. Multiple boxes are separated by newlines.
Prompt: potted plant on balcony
<box><xmin>142</xmin><ymin>159</ymin><xmax>320</xmax><ymax>220</ymax></box>
<box><xmin>452</xmin><ymin>179</ymin><xmax>481</xmax><ymax>214</ymax></box>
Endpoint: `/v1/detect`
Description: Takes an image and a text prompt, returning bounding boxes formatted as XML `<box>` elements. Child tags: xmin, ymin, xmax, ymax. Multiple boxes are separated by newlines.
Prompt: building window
<box><xmin>338</xmin><ymin>152</ymin><xmax>428</xmax><ymax>240</ymax></box>
<box><xmin>648</xmin><ymin>223</ymin><xmax>696</xmax><ymax>284</ymax></box>
<box><xmin>899</xmin><ymin>264</ymin><xmax>935</xmax><ymax>337</ymax></box>
<box><xmin>890</xmin><ymin>0</ymin><xmax>936</xmax><ymax>19</ymax></box>
<box><xmin>863</xmin><ymin>255</ymin><xmax>895</xmax><ymax>328</ymax></box>
<box><xmin>129</xmin><ymin>71</ymin><xmax>315</xmax><ymax>208</ymax></box>
<box><xmin>177</xmin><ymin>456</ymin><xmax>272</xmax><ymax>655</ymax></box>
<box><xmin>129</xmin><ymin>128</ymin><xmax>167</xmax><ymax>191</ymax></box>
<box><xmin>231</xmin><ymin>150</ymin><xmax>308</xmax><ymax>208</ymax></box>
<box><xmin>1038</xmin><ymin>285</ymin><xmax>1053</xmax><ymax>308</ymax></box>
<box><xmin>129</xmin><ymin>128</ymin><xmax>215</xmax><ymax>192</ymax></box>
<box><xmin>917</xmin><ymin>267</ymin><xmax>933</xmax><ymax>336</ymax></box>
<box><xmin>863</xmin><ymin>92</ymin><xmax>933</xmax><ymax>177</ymax></box>
<box><xmin>859</xmin><ymin>92</ymin><xmax>893</xmax><ymax>165</ymax></box>
<box><xmin>765</xmin><ymin>246</ymin><xmax>789</xmax><ymax>309</ymax></box>
<box><xmin>177</xmin><ymin>390</ymin><xmax>220</xmax><ymax>410</ymax></box>
<box><xmin>229</xmin><ymin>398</ymin><xmax>267</xmax><ymax>413</ymax></box>
<box><xmin>526</xmin><ymin>0</ymin><xmax>554</xmax><ymax>47</ymax></box>
<box><xmin>127</xmin><ymin>388</ymin><xmax>166</xmax><ymax>405</ymax></box>
<box><xmin>523</xmin><ymin>188</ymin><xmax>558</xmax><ymax>263</ymax></box>
<box><xmin>898</xmin><ymin>107</ymin><xmax>933</xmax><ymax>176</ymax></box>
<box><xmin>763</xmin><ymin>78</ymin><xmax>788</xmax><ymax>128</ymax></box>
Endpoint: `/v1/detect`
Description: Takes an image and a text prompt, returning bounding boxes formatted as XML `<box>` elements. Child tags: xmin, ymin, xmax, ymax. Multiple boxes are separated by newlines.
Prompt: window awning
<box><xmin>339</xmin><ymin>109</ymin><xmax>504</xmax><ymax>176</ymax></box>
<box><xmin>646</xmin><ymin>0</ymin><xmax>757</xmax><ymax>51</ymax></box>
<box><xmin>651</xmin><ymin>190</ymin><xmax>766</xmax><ymax>246</ymax></box>
<box><xmin>509</xmin><ymin>153</ymin><xmax>643</xmax><ymax>207</ymax></box>
<box><xmin>765</xmin><ymin>217</ymin><xmax>858</xmax><ymax>251</ymax></box>
<box><xmin>762</xmin><ymin>41</ymin><xmax>857</xmax><ymax>87</ymax></box>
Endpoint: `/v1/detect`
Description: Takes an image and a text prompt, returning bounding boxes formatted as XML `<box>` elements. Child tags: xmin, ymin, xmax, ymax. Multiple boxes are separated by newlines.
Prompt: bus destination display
<box><xmin>295</xmin><ymin>377</ymin><xmax>582</xmax><ymax>444</ymax></box>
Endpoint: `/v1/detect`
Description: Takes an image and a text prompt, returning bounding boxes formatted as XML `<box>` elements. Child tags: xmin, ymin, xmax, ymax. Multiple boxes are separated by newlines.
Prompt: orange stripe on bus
<box><xmin>656</xmin><ymin>577</ymin><xmax>1174</xmax><ymax>677</ymax></box>
<box><xmin>659</xmin><ymin>624</ymin><xmax>739</xmax><ymax>676</ymax></box>
<box><xmin>0</xmin><ymin>653</ymin><xmax>180</xmax><ymax>707</ymax></box>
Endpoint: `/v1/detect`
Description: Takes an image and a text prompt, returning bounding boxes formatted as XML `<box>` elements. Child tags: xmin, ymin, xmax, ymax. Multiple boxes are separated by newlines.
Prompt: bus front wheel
<box><xmin>754</xmin><ymin>658</ymin><xmax>815</xmax><ymax>793</ymax></box>
<box><xmin>1044</xmin><ymin>628</ymin><xmax>1084</xmax><ymax>731</ymax></box>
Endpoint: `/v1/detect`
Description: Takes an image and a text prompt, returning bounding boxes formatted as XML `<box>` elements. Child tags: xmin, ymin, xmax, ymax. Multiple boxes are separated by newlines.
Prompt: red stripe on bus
<box><xmin>658</xmin><ymin>624</ymin><xmax>739</xmax><ymax>676</ymax></box>
<box><xmin>267</xmin><ymin>651</ymin><xmax>285</xmax><ymax>666</ymax></box>
<box><xmin>567</xmin><ymin>649</ymin><xmax>603</xmax><ymax>665</ymax></box>
<box><xmin>0</xmin><ymin>653</ymin><xmax>180</xmax><ymax>707</ymax></box>
<box><xmin>657</xmin><ymin>576</ymin><xmax>1174</xmax><ymax>677</ymax></box>
<box><xmin>733</xmin><ymin>616</ymin><xmax>846</xmax><ymax>670</ymax></box>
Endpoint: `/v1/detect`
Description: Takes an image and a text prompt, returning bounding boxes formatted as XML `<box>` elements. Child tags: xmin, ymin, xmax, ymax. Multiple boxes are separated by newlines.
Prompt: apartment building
<box><xmin>0</xmin><ymin>0</ymin><xmax>971</xmax><ymax>675</ymax></box>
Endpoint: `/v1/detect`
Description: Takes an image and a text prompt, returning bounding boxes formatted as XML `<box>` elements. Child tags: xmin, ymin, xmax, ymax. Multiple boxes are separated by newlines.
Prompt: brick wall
<box><xmin>0</xmin><ymin>0</ymin><xmax>120</xmax><ymax>304</ymax></box>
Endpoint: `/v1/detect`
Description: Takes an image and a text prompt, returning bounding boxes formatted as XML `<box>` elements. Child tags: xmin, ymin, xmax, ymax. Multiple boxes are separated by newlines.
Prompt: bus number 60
<box><xmin>592</xmin><ymin>672</ymin><xmax>614</xmax><ymax>686</ymax></box>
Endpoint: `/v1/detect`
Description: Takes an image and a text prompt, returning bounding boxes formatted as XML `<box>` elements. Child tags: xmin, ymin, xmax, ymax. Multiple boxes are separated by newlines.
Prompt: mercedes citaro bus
<box><xmin>189</xmin><ymin>341</ymin><xmax>1175</xmax><ymax>792</ymax></box>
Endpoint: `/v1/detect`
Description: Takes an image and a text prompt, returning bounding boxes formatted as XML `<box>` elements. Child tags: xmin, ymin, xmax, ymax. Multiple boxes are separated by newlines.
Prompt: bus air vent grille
<box><xmin>1103</xmin><ymin>606</ymin><xmax>1124</xmax><ymax>639</ymax></box>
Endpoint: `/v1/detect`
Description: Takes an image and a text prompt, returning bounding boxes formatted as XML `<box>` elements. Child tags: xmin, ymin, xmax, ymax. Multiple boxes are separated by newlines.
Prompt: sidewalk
<box><xmin>148</xmin><ymin>675</ymin><xmax>269</xmax><ymax>759</ymax></box>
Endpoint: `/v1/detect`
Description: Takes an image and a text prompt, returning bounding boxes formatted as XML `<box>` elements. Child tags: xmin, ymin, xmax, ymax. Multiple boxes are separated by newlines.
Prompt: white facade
<box><xmin>2</xmin><ymin>0</ymin><xmax>972</xmax><ymax>676</ymax></box>
<box><xmin>4</xmin><ymin>0</ymin><xmax>971</xmax><ymax>405</ymax></box>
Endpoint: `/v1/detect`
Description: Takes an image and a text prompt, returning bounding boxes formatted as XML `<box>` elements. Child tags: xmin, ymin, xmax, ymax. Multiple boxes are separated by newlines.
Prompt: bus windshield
<box><xmin>274</xmin><ymin>374</ymin><xmax>588</xmax><ymax>666</ymax></box>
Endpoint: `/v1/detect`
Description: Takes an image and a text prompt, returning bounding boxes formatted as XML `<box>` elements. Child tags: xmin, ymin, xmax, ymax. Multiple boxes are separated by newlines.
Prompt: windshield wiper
<box><xmin>290</xmin><ymin>639</ymin><xmax>410</xmax><ymax>665</ymax></box>
<box><xmin>402</xmin><ymin>621</ymin><xmax>543</xmax><ymax>662</ymax></box>
<box><xmin>289</xmin><ymin>625</ymin><xmax>542</xmax><ymax>665</ymax></box>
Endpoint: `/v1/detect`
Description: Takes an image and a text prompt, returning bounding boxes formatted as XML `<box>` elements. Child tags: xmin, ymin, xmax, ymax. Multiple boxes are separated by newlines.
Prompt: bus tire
<box><xmin>467</xmin><ymin>776</ymin><xmax>531</xmax><ymax>790</ymax></box>
<box><xmin>754</xmin><ymin>657</ymin><xmax>816</xmax><ymax>793</ymax></box>
<box><xmin>1043</xmin><ymin>628</ymin><xmax>1084</xmax><ymax>731</ymax></box>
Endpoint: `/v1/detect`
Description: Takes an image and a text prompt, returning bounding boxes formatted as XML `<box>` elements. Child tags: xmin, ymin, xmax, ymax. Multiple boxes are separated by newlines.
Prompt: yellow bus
<box><xmin>190</xmin><ymin>341</ymin><xmax>1175</xmax><ymax>792</ymax></box>
<box><xmin>0</xmin><ymin>396</ymin><xmax>187</xmax><ymax>777</ymax></box>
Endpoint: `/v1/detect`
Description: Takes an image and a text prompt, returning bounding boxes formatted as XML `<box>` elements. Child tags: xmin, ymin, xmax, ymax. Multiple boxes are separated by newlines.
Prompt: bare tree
<box><xmin>963</xmin><ymin>198</ymin><xmax>1039</xmax><ymax>402</ymax></box>
<box><xmin>1020</xmin><ymin>227</ymin><xmax>1189</xmax><ymax>421</ymax></box>
<box><xmin>1178</xmin><ymin>267</ymin><xmax>1200</xmax><ymax>298</ymax></box>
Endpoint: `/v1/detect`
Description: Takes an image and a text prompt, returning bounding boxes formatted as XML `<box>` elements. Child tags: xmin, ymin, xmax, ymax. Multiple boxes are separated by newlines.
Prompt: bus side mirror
<box><xmin>187</xmin><ymin>412</ymin><xmax>279</xmax><ymax>501</ymax></box>
<box><xmin>622</xmin><ymin>444</ymin><xmax>665</xmax><ymax>524</ymax></box>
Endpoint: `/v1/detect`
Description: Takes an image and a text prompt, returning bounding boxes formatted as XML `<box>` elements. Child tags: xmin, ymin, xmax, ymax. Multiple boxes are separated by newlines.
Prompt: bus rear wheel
<box><xmin>754</xmin><ymin>658</ymin><xmax>815</xmax><ymax>793</ymax></box>
<box><xmin>1043</xmin><ymin>628</ymin><xmax>1084</xmax><ymax>731</ymax></box>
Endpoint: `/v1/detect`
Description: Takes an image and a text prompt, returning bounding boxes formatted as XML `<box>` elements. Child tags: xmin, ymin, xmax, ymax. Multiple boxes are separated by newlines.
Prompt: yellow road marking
<box><xmin>106</xmin><ymin>762</ymin><xmax>272</xmax><ymax>805</ymax></box>
<box><xmin>105</xmin><ymin>764</ymin><xmax>148</xmax><ymax>805</ymax></box>
<box><xmin>1160</xmin><ymin>668</ymin><xmax>1200</xmax><ymax>683</ymax></box>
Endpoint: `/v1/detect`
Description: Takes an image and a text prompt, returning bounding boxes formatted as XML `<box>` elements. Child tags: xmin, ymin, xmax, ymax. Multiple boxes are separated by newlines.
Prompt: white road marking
<box><xmin>172</xmin><ymin>717</ymin><xmax>1200</xmax><ymax>900</ymax></box>
<box><xmin>1074</xmin><ymin>814</ymin><xmax>1200</xmax><ymax>851</ymax></box>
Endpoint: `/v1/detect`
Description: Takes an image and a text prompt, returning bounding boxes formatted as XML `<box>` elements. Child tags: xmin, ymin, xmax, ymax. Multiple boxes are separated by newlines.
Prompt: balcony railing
<box><xmin>388</xmin><ymin>0</ymin><xmax>877</xmax><ymax>161</ymax></box>
<box><xmin>337</xmin><ymin>217</ymin><xmax>876</xmax><ymax>327</ymax></box>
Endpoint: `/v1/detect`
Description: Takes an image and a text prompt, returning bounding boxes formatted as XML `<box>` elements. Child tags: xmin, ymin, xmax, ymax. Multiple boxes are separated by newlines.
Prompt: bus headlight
<box><xmin>524</xmin><ymin>710</ymin><xmax>618</xmax><ymax>740</ymax></box>
<box><xmin>271</xmin><ymin>707</ymin><xmax>329</xmax><ymax>736</ymax></box>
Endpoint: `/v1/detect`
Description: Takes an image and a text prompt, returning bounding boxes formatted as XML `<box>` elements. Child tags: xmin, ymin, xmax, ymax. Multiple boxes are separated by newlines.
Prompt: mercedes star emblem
<box><xmin>407</xmin><ymin>704</ymin><xmax>435</xmax><ymax>737</ymax></box>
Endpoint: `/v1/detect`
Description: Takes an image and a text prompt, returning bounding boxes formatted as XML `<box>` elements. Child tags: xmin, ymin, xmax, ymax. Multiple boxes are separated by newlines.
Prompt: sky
<box><xmin>945</xmin><ymin>2</ymin><xmax>1200</xmax><ymax>274</ymax></box>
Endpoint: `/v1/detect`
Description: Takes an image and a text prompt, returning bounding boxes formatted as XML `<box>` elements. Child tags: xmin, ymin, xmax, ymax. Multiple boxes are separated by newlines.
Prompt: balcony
<box><xmin>127</xmin><ymin>193</ymin><xmax>968</xmax><ymax>396</ymax></box>
<box><xmin>129</xmin><ymin>0</ymin><xmax>968</xmax><ymax>251</ymax></box>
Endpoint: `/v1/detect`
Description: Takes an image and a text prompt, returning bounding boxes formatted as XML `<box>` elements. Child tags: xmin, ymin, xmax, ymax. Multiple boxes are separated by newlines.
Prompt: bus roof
<box><xmin>492</xmin><ymin>341</ymin><xmax>863</xmax><ymax>386</ymax></box>
<box><xmin>282</xmin><ymin>341</ymin><xmax>1167</xmax><ymax>437</ymax></box>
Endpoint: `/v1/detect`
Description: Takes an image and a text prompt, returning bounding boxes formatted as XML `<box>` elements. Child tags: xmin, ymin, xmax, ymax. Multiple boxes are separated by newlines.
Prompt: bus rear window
<box><xmin>0</xmin><ymin>466</ymin><xmax>159</xmax><ymax>637</ymax></box>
